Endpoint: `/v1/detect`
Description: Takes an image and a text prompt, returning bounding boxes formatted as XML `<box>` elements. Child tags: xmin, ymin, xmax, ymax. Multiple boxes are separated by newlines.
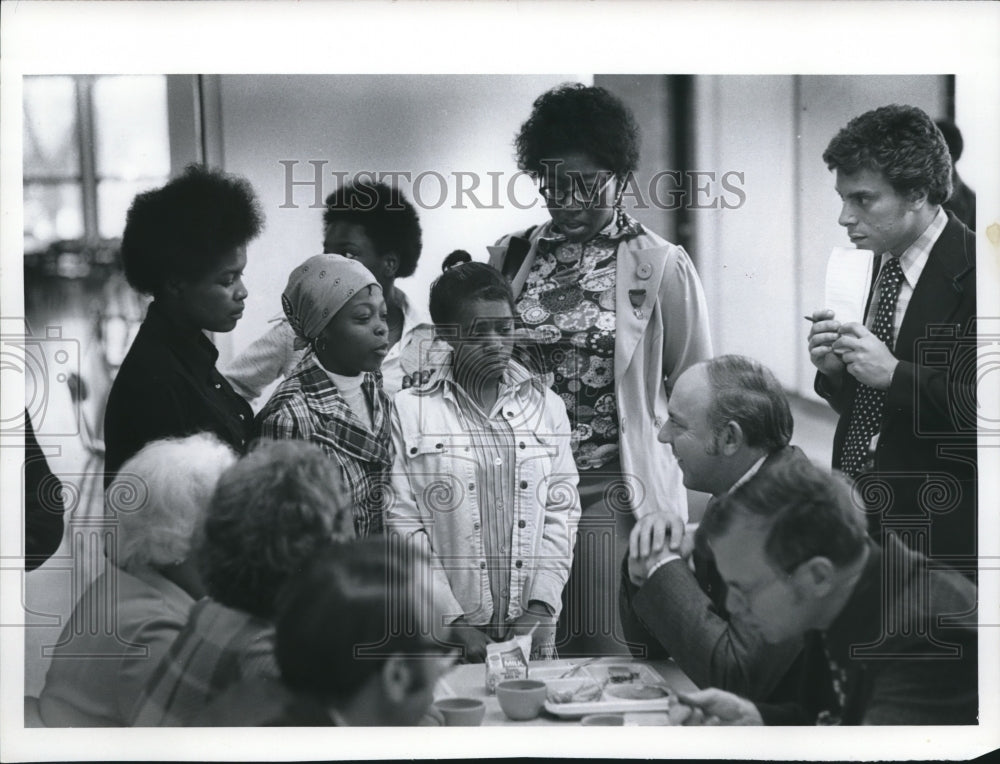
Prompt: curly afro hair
<box><xmin>515</xmin><ymin>83</ymin><xmax>641</xmax><ymax>178</ymax></box>
<box><xmin>195</xmin><ymin>439</ymin><xmax>355</xmax><ymax>620</ymax></box>
<box><xmin>322</xmin><ymin>181</ymin><xmax>423</xmax><ymax>279</ymax></box>
<box><xmin>823</xmin><ymin>104</ymin><xmax>952</xmax><ymax>205</ymax></box>
<box><xmin>120</xmin><ymin>164</ymin><xmax>263</xmax><ymax>296</ymax></box>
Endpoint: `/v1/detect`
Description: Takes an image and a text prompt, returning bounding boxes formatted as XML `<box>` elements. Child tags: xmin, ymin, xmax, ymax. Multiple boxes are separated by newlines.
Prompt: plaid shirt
<box><xmin>255</xmin><ymin>351</ymin><xmax>393</xmax><ymax>537</ymax></box>
<box><xmin>128</xmin><ymin>598</ymin><xmax>277</xmax><ymax>727</ymax></box>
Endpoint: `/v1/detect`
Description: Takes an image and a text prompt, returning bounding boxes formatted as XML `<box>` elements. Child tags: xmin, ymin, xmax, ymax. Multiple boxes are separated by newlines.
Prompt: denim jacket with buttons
<box><xmin>386</xmin><ymin>360</ymin><xmax>581</xmax><ymax>625</ymax></box>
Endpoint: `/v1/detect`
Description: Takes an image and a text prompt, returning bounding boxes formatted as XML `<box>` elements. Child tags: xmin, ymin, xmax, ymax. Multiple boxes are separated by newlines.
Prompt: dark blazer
<box><xmin>619</xmin><ymin>446</ymin><xmax>806</xmax><ymax>701</ymax></box>
<box><xmin>758</xmin><ymin>536</ymin><xmax>978</xmax><ymax>725</ymax></box>
<box><xmin>816</xmin><ymin>212</ymin><xmax>977</xmax><ymax>567</ymax></box>
<box><xmin>103</xmin><ymin>301</ymin><xmax>253</xmax><ymax>487</ymax></box>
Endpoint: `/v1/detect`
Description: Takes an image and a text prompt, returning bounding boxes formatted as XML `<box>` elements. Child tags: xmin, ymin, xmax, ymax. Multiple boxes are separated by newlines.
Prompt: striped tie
<box><xmin>839</xmin><ymin>256</ymin><xmax>905</xmax><ymax>477</ymax></box>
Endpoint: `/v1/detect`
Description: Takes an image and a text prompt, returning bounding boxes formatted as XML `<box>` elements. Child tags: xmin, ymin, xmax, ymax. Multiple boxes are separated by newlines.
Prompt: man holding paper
<box><xmin>807</xmin><ymin>105</ymin><xmax>977</xmax><ymax>575</ymax></box>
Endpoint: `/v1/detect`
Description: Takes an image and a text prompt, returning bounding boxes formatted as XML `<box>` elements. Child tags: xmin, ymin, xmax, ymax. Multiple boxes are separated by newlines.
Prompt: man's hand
<box><xmin>629</xmin><ymin>510</ymin><xmax>686</xmax><ymax>559</ymax></box>
<box><xmin>807</xmin><ymin>309</ymin><xmax>846</xmax><ymax>378</ymax></box>
<box><xmin>675</xmin><ymin>688</ymin><xmax>764</xmax><ymax>726</ymax></box>
<box><xmin>627</xmin><ymin>546</ymin><xmax>682</xmax><ymax>587</ymax></box>
<box><xmin>450</xmin><ymin>616</ymin><xmax>493</xmax><ymax>663</ymax></box>
<box><xmin>509</xmin><ymin>601</ymin><xmax>557</xmax><ymax>659</ymax></box>
<box><xmin>834</xmin><ymin>322</ymin><xmax>899</xmax><ymax>390</ymax></box>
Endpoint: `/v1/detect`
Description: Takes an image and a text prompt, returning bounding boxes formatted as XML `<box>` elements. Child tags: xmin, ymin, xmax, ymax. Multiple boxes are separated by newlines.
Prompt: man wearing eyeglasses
<box><xmin>620</xmin><ymin>355</ymin><xmax>806</xmax><ymax>702</ymax></box>
<box><xmin>676</xmin><ymin>458</ymin><xmax>977</xmax><ymax>726</ymax></box>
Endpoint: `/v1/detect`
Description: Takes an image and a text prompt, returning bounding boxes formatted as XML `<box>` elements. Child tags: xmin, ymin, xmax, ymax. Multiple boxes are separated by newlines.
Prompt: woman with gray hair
<box><xmin>38</xmin><ymin>434</ymin><xmax>236</xmax><ymax>726</ymax></box>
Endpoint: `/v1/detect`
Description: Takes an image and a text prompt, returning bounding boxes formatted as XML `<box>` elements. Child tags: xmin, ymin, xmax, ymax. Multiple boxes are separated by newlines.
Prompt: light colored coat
<box><xmin>488</xmin><ymin>221</ymin><xmax>713</xmax><ymax>520</ymax></box>
<box><xmin>386</xmin><ymin>362</ymin><xmax>581</xmax><ymax>625</ymax></box>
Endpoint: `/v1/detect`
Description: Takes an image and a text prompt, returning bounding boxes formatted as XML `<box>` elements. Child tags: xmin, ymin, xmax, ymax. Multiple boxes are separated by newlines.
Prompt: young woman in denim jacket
<box><xmin>386</xmin><ymin>254</ymin><xmax>581</xmax><ymax>662</ymax></box>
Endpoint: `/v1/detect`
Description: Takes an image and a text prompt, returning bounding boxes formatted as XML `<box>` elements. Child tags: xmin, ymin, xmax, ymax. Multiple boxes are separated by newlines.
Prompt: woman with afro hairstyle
<box><xmin>222</xmin><ymin>180</ymin><xmax>432</xmax><ymax>401</ymax></box>
<box><xmin>103</xmin><ymin>165</ymin><xmax>263</xmax><ymax>485</ymax></box>
<box><xmin>487</xmin><ymin>83</ymin><xmax>713</xmax><ymax>656</ymax></box>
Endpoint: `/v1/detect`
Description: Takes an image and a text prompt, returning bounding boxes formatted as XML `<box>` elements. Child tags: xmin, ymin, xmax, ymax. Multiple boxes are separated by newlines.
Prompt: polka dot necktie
<box><xmin>839</xmin><ymin>256</ymin><xmax>905</xmax><ymax>478</ymax></box>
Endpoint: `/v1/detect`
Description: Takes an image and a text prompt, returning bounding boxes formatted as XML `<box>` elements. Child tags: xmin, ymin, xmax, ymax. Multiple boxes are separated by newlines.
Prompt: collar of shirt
<box><xmin>540</xmin><ymin>210</ymin><xmax>645</xmax><ymax>245</ymax></box>
<box><xmin>880</xmin><ymin>205</ymin><xmax>948</xmax><ymax>290</ymax></box>
<box><xmin>727</xmin><ymin>454</ymin><xmax>768</xmax><ymax>494</ymax></box>
<box><xmin>144</xmin><ymin>300</ymin><xmax>220</xmax><ymax>371</ymax></box>
<box><xmin>426</xmin><ymin>357</ymin><xmax>541</xmax><ymax>418</ymax></box>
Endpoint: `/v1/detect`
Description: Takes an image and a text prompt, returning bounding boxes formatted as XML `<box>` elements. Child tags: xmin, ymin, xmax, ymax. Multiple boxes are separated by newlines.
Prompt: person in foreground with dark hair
<box><xmin>386</xmin><ymin>254</ymin><xmax>580</xmax><ymax>662</ymax></box>
<box><xmin>807</xmin><ymin>105</ymin><xmax>977</xmax><ymax>574</ymax></box>
<box><xmin>223</xmin><ymin>181</ymin><xmax>432</xmax><ymax>400</ymax></box>
<box><xmin>620</xmin><ymin>356</ymin><xmax>805</xmax><ymax>701</ymax></box>
<box><xmin>103</xmin><ymin>164</ymin><xmax>264</xmax><ymax>485</ymax></box>
<box><xmin>676</xmin><ymin>458</ymin><xmax>977</xmax><ymax>726</ymax></box>
<box><xmin>196</xmin><ymin>539</ymin><xmax>457</xmax><ymax>726</ymax></box>
<box><xmin>934</xmin><ymin>119</ymin><xmax>976</xmax><ymax>231</ymax></box>
<box><xmin>128</xmin><ymin>439</ymin><xmax>355</xmax><ymax>726</ymax></box>
<box><xmin>488</xmin><ymin>82</ymin><xmax>712</xmax><ymax>656</ymax></box>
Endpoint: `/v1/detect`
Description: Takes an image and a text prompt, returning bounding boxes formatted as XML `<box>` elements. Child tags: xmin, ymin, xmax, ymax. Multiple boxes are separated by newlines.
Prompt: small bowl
<box><xmin>496</xmin><ymin>679</ymin><xmax>547</xmax><ymax>721</ymax></box>
<box><xmin>432</xmin><ymin>697</ymin><xmax>486</xmax><ymax>726</ymax></box>
<box><xmin>581</xmin><ymin>713</ymin><xmax>625</xmax><ymax>726</ymax></box>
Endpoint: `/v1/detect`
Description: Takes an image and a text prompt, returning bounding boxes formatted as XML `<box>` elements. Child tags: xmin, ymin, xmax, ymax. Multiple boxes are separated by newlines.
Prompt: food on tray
<box><xmin>605</xmin><ymin>665</ymin><xmax>641</xmax><ymax>684</ymax></box>
<box><xmin>604</xmin><ymin>683</ymin><xmax>671</xmax><ymax>700</ymax></box>
<box><xmin>546</xmin><ymin>681</ymin><xmax>604</xmax><ymax>704</ymax></box>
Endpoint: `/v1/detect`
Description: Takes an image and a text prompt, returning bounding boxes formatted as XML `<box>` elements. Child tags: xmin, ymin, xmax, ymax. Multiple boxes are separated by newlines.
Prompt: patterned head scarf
<box><xmin>281</xmin><ymin>254</ymin><xmax>381</xmax><ymax>350</ymax></box>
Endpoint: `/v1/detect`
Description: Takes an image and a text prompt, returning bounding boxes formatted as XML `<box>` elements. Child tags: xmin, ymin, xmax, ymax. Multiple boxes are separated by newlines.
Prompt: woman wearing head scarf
<box><xmin>488</xmin><ymin>83</ymin><xmax>713</xmax><ymax>655</ymax></box>
<box><xmin>255</xmin><ymin>254</ymin><xmax>393</xmax><ymax>537</ymax></box>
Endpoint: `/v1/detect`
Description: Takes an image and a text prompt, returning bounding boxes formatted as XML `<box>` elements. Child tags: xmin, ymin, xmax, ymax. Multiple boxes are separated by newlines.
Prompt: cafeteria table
<box><xmin>433</xmin><ymin>656</ymin><xmax>698</xmax><ymax>726</ymax></box>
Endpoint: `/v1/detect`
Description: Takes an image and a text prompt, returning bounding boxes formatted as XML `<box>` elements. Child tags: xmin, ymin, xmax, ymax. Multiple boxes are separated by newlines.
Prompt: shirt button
<box><xmin>497</xmin><ymin>501</ymin><xmax>504</xmax><ymax>511</ymax></box>
<box><xmin>474</xmin><ymin>522</ymin><xmax>481</xmax><ymax>530</ymax></box>
<box><xmin>501</xmin><ymin>588</ymin><xmax>509</xmax><ymax>598</ymax></box>
<box><xmin>493</xmin><ymin>457</ymin><xmax>502</xmax><ymax>466</ymax></box>
<box><xmin>214</xmin><ymin>383</ymin><xmax>221</xmax><ymax>390</ymax></box>
<box><xmin>518</xmin><ymin>520</ymin><xmax>526</xmax><ymax>529</ymax></box>
<box><xmin>505</xmin><ymin>411</ymin><xmax>514</xmax><ymax>418</ymax></box>
<box><xmin>519</xmin><ymin>480</ymin><xmax>528</xmax><ymax>489</ymax></box>
<box><xmin>409</xmin><ymin>447</ymin><xmax>418</xmax><ymax>455</ymax></box>
<box><xmin>480</xmin><ymin>561</ymin><xmax>486</xmax><ymax>570</ymax></box>
<box><xmin>239</xmin><ymin>414</ymin><xmax>246</xmax><ymax>421</ymax></box>
<box><xmin>515</xmin><ymin>560</ymin><xmax>523</xmax><ymax>569</ymax></box>
<box><xmin>637</xmin><ymin>262</ymin><xmax>653</xmax><ymax>279</ymax></box>
<box><xmin>468</xmin><ymin>482</ymin><xmax>476</xmax><ymax>491</ymax></box>
<box><xmin>518</xmin><ymin>441</ymin><xmax>526</xmax><ymax>450</ymax></box>
<box><xmin>435</xmin><ymin>443</ymin><xmax>443</xmax><ymax>450</ymax></box>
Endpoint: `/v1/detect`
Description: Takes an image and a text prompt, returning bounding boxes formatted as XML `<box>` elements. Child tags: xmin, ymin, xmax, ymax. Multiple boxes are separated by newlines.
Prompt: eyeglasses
<box><xmin>538</xmin><ymin>173</ymin><xmax>617</xmax><ymax>207</ymax></box>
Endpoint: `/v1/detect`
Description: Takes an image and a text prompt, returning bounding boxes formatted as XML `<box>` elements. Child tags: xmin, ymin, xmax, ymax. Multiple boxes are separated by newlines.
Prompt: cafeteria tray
<box><xmin>536</xmin><ymin>660</ymin><xmax>678</xmax><ymax>718</ymax></box>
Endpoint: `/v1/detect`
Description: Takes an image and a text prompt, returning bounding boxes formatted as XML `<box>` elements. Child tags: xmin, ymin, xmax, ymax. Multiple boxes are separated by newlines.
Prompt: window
<box><xmin>23</xmin><ymin>75</ymin><xmax>170</xmax><ymax>255</ymax></box>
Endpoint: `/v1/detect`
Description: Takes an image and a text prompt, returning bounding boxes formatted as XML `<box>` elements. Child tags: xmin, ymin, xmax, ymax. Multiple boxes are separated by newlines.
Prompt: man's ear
<box><xmin>381</xmin><ymin>655</ymin><xmax>411</xmax><ymax>704</ymax></box>
<box><xmin>906</xmin><ymin>187</ymin><xmax>931</xmax><ymax>210</ymax></box>
<box><xmin>795</xmin><ymin>556</ymin><xmax>836</xmax><ymax>597</ymax></box>
<box><xmin>718</xmin><ymin>421</ymin><xmax>745</xmax><ymax>456</ymax></box>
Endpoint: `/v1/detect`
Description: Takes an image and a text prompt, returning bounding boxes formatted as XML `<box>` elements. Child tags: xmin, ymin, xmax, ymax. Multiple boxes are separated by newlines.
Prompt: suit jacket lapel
<box><xmin>895</xmin><ymin>215</ymin><xmax>974</xmax><ymax>360</ymax></box>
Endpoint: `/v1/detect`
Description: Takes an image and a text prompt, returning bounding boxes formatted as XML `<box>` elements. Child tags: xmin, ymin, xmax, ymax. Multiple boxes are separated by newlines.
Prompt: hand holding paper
<box><xmin>807</xmin><ymin>247</ymin><xmax>875</xmax><ymax>378</ymax></box>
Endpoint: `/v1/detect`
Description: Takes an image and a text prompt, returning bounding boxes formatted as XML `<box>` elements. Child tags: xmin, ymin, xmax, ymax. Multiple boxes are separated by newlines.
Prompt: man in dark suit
<box><xmin>620</xmin><ymin>355</ymin><xmax>805</xmax><ymax>700</ymax></box>
<box><xmin>678</xmin><ymin>459</ymin><xmax>977</xmax><ymax>726</ymax></box>
<box><xmin>807</xmin><ymin>105</ymin><xmax>977</xmax><ymax>575</ymax></box>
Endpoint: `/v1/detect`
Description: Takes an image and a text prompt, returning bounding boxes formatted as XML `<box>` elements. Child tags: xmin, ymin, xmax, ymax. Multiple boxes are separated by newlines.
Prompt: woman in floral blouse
<box><xmin>488</xmin><ymin>83</ymin><xmax>713</xmax><ymax>655</ymax></box>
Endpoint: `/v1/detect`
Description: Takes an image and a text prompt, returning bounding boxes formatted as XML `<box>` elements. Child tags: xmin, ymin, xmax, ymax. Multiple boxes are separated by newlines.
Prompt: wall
<box><xmin>210</xmin><ymin>74</ymin><xmax>583</xmax><ymax>362</ymax></box>
<box><xmin>692</xmin><ymin>75</ymin><xmax>948</xmax><ymax>398</ymax></box>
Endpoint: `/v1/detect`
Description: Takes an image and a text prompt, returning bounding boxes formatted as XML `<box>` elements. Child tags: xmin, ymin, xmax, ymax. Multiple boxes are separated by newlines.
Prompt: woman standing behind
<box><xmin>104</xmin><ymin>165</ymin><xmax>263</xmax><ymax>485</ymax></box>
<box><xmin>255</xmin><ymin>254</ymin><xmax>393</xmax><ymax>537</ymax></box>
<box><xmin>489</xmin><ymin>83</ymin><xmax>713</xmax><ymax>654</ymax></box>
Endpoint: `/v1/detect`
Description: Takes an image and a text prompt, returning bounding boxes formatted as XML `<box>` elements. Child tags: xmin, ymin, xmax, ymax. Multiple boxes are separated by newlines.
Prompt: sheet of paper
<box><xmin>824</xmin><ymin>246</ymin><xmax>875</xmax><ymax>326</ymax></box>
